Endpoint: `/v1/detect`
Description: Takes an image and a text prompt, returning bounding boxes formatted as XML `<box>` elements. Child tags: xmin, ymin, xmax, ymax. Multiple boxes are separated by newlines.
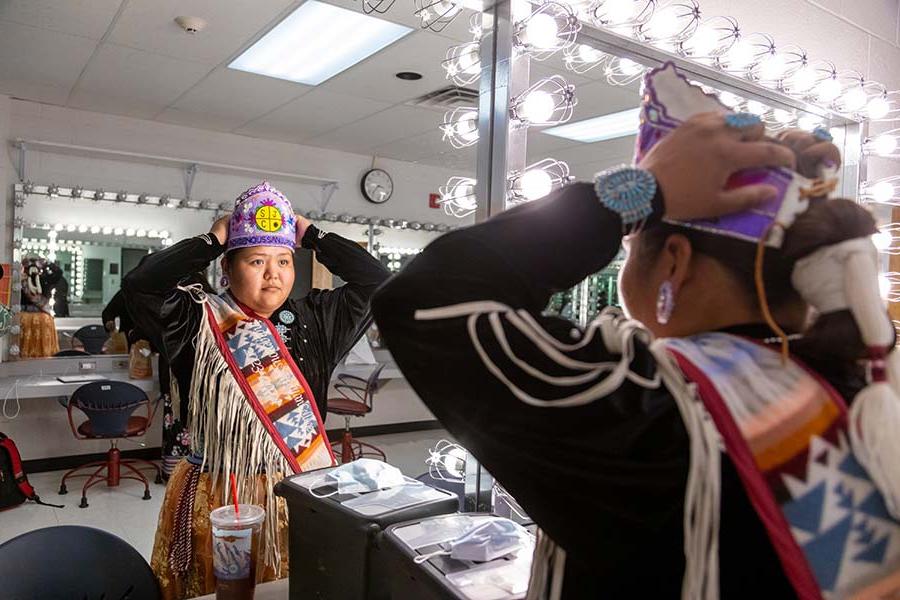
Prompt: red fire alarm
<box><xmin>428</xmin><ymin>193</ymin><xmax>441</xmax><ymax>209</ymax></box>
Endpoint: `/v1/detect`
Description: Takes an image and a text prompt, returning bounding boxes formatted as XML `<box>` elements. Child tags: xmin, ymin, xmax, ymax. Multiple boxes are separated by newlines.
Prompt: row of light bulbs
<box><xmin>432</xmin><ymin>0</ymin><xmax>899</xmax><ymax>219</ymax></box>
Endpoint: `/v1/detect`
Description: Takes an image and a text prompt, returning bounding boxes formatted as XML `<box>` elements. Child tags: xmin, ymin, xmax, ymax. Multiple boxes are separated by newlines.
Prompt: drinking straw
<box><xmin>230</xmin><ymin>473</ymin><xmax>240</xmax><ymax>518</ymax></box>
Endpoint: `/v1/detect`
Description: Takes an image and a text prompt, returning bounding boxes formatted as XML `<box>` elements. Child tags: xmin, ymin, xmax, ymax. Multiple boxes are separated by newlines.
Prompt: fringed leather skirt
<box><xmin>150</xmin><ymin>459</ymin><xmax>290</xmax><ymax>600</ymax></box>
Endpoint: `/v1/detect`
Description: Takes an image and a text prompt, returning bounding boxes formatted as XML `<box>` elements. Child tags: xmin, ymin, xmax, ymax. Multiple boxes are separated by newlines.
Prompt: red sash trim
<box><xmin>669</xmin><ymin>348</ymin><xmax>824</xmax><ymax>600</ymax></box>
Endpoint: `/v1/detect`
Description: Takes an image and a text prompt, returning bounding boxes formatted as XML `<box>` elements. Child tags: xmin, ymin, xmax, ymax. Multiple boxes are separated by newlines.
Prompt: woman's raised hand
<box><xmin>638</xmin><ymin>111</ymin><xmax>797</xmax><ymax>222</ymax></box>
<box><xmin>210</xmin><ymin>215</ymin><xmax>230</xmax><ymax>246</ymax></box>
<box><xmin>295</xmin><ymin>214</ymin><xmax>312</xmax><ymax>247</ymax></box>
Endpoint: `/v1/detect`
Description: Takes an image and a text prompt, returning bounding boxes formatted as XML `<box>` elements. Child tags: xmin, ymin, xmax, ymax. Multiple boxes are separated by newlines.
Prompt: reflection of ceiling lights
<box><xmin>861</xmin><ymin>177</ymin><xmax>900</xmax><ymax>205</ymax></box>
<box><xmin>864</xmin><ymin>130</ymin><xmax>900</xmax><ymax>157</ymax></box>
<box><xmin>542</xmin><ymin>107</ymin><xmax>640</xmax><ymax>142</ymax></box>
<box><xmin>443</xmin><ymin>42</ymin><xmax>481</xmax><ymax>86</ymax></box>
<box><xmin>563</xmin><ymin>43</ymin><xmax>608</xmax><ymax>74</ymax></box>
<box><xmin>228</xmin><ymin>0</ymin><xmax>412</xmax><ymax>85</ymax></box>
<box><xmin>439</xmin><ymin>177</ymin><xmax>477</xmax><ymax>218</ymax></box>
<box><xmin>441</xmin><ymin>107</ymin><xmax>480</xmax><ymax>148</ymax></box>
<box><xmin>590</xmin><ymin>0</ymin><xmax>655</xmax><ymax>29</ymax></box>
<box><xmin>678</xmin><ymin>16</ymin><xmax>738</xmax><ymax>59</ymax></box>
<box><xmin>510</xmin><ymin>76</ymin><xmax>576</xmax><ymax>126</ymax></box>
<box><xmin>508</xmin><ymin>158</ymin><xmax>572</xmax><ymax>203</ymax></box>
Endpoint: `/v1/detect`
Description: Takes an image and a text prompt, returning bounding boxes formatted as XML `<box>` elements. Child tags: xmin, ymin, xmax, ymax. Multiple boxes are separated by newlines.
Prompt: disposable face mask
<box><xmin>311</xmin><ymin>458</ymin><xmax>406</xmax><ymax>497</ymax></box>
<box><xmin>414</xmin><ymin>518</ymin><xmax>525</xmax><ymax>564</ymax></box>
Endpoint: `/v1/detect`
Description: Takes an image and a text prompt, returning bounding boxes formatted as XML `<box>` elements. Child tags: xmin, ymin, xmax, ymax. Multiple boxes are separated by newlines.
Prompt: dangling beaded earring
<box><xmin>219</xmin><ymin>275</ymin><xmax>229</xmax><ymax>288</ymax></box>
<box><xmin>656</xmin><ymin>280</ymin><xmax>675</xmax><ymax>325</ymax></box>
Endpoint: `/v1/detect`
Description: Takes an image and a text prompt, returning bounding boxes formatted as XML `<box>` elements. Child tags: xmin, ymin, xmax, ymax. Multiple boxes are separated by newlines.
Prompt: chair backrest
<box><xmin>366</xmin><ymin>363</ymin><xmax>387</xmax><ymax>400</ymax></box>
<box><xmin>72</xmin><ymin>324</ymin><xmax>109</xmax><ymax>354</ymax></box>
<box><xmin>0</xmin><ymin>525</ymin><xmax>159</xmax><ymax>600</ymax></box>
<box><xmin>71</xmin><ymin>380</ymin><xmax>149</xmax><ymax>437</ymax></box>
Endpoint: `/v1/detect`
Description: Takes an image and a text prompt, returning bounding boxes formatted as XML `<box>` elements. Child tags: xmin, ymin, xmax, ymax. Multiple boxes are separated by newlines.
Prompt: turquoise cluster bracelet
<box><xmin>593</xmin><ymin>166</ymin><xmax>657</xmax><ymax>227</ymax></box>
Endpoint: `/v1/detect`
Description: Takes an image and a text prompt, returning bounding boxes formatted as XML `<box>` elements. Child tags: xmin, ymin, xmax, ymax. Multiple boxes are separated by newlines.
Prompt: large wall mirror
<box><xmin>5</xmin><ymin>0</ymin><xmax>887</xmax><ymax>362</ymax></box>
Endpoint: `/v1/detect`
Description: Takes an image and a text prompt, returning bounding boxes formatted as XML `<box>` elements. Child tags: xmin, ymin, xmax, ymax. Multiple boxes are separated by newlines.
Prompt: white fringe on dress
<box><xmin>189</xmin><ymin>312</ymin><xmax>293</xmax><ymax>572</ymax></box>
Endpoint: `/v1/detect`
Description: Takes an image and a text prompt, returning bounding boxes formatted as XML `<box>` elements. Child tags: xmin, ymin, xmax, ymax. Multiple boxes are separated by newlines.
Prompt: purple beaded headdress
<box><xmin>228</xmin><ymin>181</ymin><xmax>297</xmax><ymax>252</ymax></box>
<box><xmin>637</xmin><ymin>62</ymin><xmax>829</xmax><ymax>248</ymax></box>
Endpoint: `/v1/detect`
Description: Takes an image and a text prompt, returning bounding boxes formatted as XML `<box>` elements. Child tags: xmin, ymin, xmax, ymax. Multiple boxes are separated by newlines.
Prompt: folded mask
<box><xmin>312</xmin><ymin>458</ymin><xmax>407</xmax><ymax>496</ymax></box>
<box><xmin>414</xmin><ymin>517</ymin><xmax>527</xmax><ymax>564</ymax></box>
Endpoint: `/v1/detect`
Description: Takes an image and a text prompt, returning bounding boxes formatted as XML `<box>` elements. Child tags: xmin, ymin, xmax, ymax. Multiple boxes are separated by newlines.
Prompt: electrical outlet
<box><xmin>79</xmin><ymin>361</ymin><xmax>97</xmax><ymax>372</ymax></box>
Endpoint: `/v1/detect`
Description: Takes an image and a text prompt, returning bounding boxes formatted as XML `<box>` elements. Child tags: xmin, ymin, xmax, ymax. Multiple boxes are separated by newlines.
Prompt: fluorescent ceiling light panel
<box><xmin>229</xmin><ymin>0</ymin><xmax>413</xmax><ymax>85</ymax></box>
<box><xmin>542</xmin><ymin>108</ymin><xmax>642</xmax><ymax>143</ymax></box>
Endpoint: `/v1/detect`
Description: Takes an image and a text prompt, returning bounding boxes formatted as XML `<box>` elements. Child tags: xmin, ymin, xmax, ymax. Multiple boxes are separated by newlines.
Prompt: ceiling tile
<box><xmin>107</xmin><ymin>0</ymin><xmax>295</xmax><ymax>66</ymax></box>
<box><xmin>170</xmin><ymin>68</ymin><xmax>309</xmax><ymax>126</ymax></box>
<box><xmin>533</xmin><ymin>135</ymin><xmax>636</xmax><ymax>169</ymax></box>
<box><xmin>155</xmin><ymin>107</ymin><xmax>246</xmax><ymax>132</ymax></box>
<box><xmin>306</xmin><ymin>105</ymin><xmax>443</xmax><ymax>153</ymax></box>
<box><xmin>0</xmin><ymin>21</ymin><xmax>98</xmax><ymax>105</ymax></box>
<box><xmin>235</xmin><ymin>88</ymin><xmax>392</xmax><ymax>143</ymax></box>
<box><xmin>321</xmin><ymin>30</ymin><xmax>459</xmax><ymax>103</ymax></box>
<box><xmin>68</xmin><ymin>43</ymin><xmax>211</xmax><ymax>119</ymax></box>
<box><xmin>371</xmin><ymin>128</ymin><xmax>452</xmax><ymax>161</ymax></box>
<box><xmin>0</xmin><ymin>0</ymin><xmax>123</xmax><ymax>40</ymax></box>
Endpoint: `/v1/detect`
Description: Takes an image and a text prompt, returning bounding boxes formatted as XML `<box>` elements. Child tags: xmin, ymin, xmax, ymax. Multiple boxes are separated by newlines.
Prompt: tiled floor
<box><xmin>0</xmin><ymin>429</ymin><xmax>451</xmax><ymax>561</ymax></box>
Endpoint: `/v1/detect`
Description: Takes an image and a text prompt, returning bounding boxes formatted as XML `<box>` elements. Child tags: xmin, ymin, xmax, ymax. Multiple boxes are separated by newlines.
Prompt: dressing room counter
<box><xmin>0</xmin><ymin>355</ymin><xmax>158</xmax><ymax>401</ymax></box>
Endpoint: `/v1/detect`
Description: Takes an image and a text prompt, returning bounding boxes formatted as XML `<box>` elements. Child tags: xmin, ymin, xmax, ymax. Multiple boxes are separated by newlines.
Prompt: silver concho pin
<box><xmin>278</xmin><ymin>310</ymin><xmax>296</xmax><ymax>325</ymax></box>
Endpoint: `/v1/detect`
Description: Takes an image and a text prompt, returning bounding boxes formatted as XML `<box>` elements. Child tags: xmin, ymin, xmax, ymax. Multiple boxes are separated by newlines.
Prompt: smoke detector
<box><xmin>174</xmin><ymin>16</ymin><xmax>207</xmax><ymax>34</ymax></box>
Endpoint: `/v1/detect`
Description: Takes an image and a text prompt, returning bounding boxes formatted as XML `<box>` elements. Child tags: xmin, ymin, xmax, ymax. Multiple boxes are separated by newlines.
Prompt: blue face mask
<box><xmin>414</xmin><ymin>518</ymin><xmax>526</xmax><ymax>564</ymax></box>
<box><xmin>312</xmin><ymin>459</ymin><xmax>407</xmax><ymax>496</ymax></box>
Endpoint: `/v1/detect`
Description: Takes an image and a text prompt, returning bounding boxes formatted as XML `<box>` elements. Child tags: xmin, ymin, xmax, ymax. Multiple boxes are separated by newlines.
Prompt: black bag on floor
<box><xmin>0</xmin><ymin>432</ymin><xmax>62</xmax><ymax>510</ymax></box>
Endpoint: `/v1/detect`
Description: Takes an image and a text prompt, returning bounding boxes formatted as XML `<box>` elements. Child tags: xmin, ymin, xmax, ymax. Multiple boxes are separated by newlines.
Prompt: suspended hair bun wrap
<box><xmin>792</xmin><ymin>237</ymin><xmax>900</xmax><ymax>519</ymax></box>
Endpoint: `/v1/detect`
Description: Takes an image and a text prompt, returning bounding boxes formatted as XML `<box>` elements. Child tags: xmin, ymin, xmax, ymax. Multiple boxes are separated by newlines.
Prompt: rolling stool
<box><xmin>58</xmin><ymin>381</ymin><xmax>162</xmax><ymax>507</ymax></box>
<box><xmin>327</xmin><ymin>363</ymin><xmax>386</xmax><ymax>463</ymax></box>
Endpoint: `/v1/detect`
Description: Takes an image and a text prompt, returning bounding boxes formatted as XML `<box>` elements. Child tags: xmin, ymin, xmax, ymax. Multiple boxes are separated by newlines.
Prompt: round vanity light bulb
<box><xmin>871</xmin><ymin>181</ymin><xmax>896</xmax><ymax>203</ymax></box>
<box><xmin>519</xmin><ymin>169</ymin><xmax>554</xmax><ymax>201</ymax></box>
<box><xmin>747</xmin><ymin>100</ymin><xmax>768</xmax><ymax>115</ymax></box>
<box><xmin>774</xmin><ymin>109</ymin><xmax>794</xmax><ymax>124</ymax></box>
<box><xmin>757</xmin><ymin>53</ymin><xmax>787</xmax><ymax>81</ymax></box>
<box><xmin>114</xmin><ymin>227</ymin><xmax>124</xmax><ymax>236</ymax></box>
<box><xmin>872</xmin><ymin>134</ymin><xmax>898</xmax><ymax>156</ymax></box>
<box><xmin>723</xmin><ymin>39</ymin><xmax>754</xmax><ymax>70</ymax></box>
<box><xmin>126</xmin><ymin>228</ymin><xmax>136</xmax><ymax>237</ymax></box>
<box><xmin>137</xmin><ymin>229</ymin><xmax>147</xmax><ymax>237</ymax></box>
<box><xmin>873</xmin><ymin>231</ymin><xmax>893</xmax><ymax>251</ymax></box>
<box><xmin>644</xmin><ymin>5</ymin><xmax>683</xmax><ymax>40</ymax></box>
<box><xmin>787</xmin><ymin>65</ymin><xmax>817</xmax><ymax>93</ymax></box>
<box><xmin>879</xmin><ymin>273</ymin><xmax>892</xmax><ymax>301</ymax></box>
<box><xmin>54</xmin><ymin>224</ymin><xmax>63</xmax><ymax>232</ymax></box>
<box><xmin>867</xmin><ymin>96</ymin><xmax>891</xmax><ymax>120</ymax></box>
<box><xmin>577</xmin><ymin>44</ymin><xmax>603</xmax><ymax>62</ymax></box>
<box><xmin>90</xmin><ymin>226</ymin><xmax>100</xmax><ymax>234</ymax></box>
<box><xmin>618</xmin><ymin>57</ymin><xmax>643</xmax><ymax>76</ymax></box>
<box><xmin>47</xmin><ymin>230</ymin><xmax>58</xmax><ymax>240</ymax></box>
<box><xmin>604</xmin><ymin>0</ymin><xmax>638</xmax><ymax>25</ymax></box>
<box><xmin>160</xmin><ymin>230</ymin><xmax>170</xmax><ymax>239</ymax></box>
<box><xmin>102</xmin><ymin>227</ymin><xmax>112</xmax><ymax>235</ymax></box>
<box><xmin>458</xmin><ymin>48</ymin><xmax>480</xmax><ymax>75</ymax></box>
<box><xmin>524</xmin><ymin>13</ymin><xmax>560</xmax><ymax>49</ymax></box>
<box><xmin>521</xmin><ymin>90</ymin><xmax>556</xmax><ymax>123</ymax></box>
<box><xmin>684</xmin><ymin>23</ymin><xmax>719</xmax><ymax>56</ymax></box>
<box><xmin>77</xmin><ymin>225</ymin><xmax>87</xmax><ymax>233</ymax></box>
<box><xmin>455</xmin><ymin>111</ymin><xmax>479</xmax><ymax>142</ymax></box>
<box><xmin>66</xmin><ymin>224</ymin><xmax>76</xmax><ymax>232</ymax></box>
<box><xmin>842</xmin><ymin>86</ymin><xmax>867</xmax><ymax>112</ymax></box>
<box><xmin>815</xmin><ymin>77</ymin><xmax>842</xmax><ymax>103</ymax></box>
<box><xmin>451</xmin><ymin>184</ymin><xmax>477</xmax><ymax>210</ymax></box>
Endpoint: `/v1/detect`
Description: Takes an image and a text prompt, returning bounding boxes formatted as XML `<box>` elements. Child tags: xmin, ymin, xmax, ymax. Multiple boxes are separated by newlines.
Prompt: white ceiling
<box><xmin>0</xmin><ymin>0</ymin><xmax>641</xmax><ymax>173</ymax></box>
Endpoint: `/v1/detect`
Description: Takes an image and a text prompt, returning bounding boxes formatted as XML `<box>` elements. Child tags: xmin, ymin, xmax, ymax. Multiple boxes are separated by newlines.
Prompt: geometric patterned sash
<box><xmin>204</xmin><ymin>293</ymin><xmax>335</xmax><ymax>473</ymax></box>
<box><xmin>665</xmin><ymin>333</ymin><xmax>900</xmax><ymax>600</ymax></box>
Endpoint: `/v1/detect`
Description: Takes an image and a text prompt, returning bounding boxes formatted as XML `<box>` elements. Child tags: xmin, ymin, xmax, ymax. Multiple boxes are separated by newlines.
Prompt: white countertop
<box><xmin>0</xmin><ymin>371</ymin><xmax>157</xmax><ymax>400</ymax></box>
